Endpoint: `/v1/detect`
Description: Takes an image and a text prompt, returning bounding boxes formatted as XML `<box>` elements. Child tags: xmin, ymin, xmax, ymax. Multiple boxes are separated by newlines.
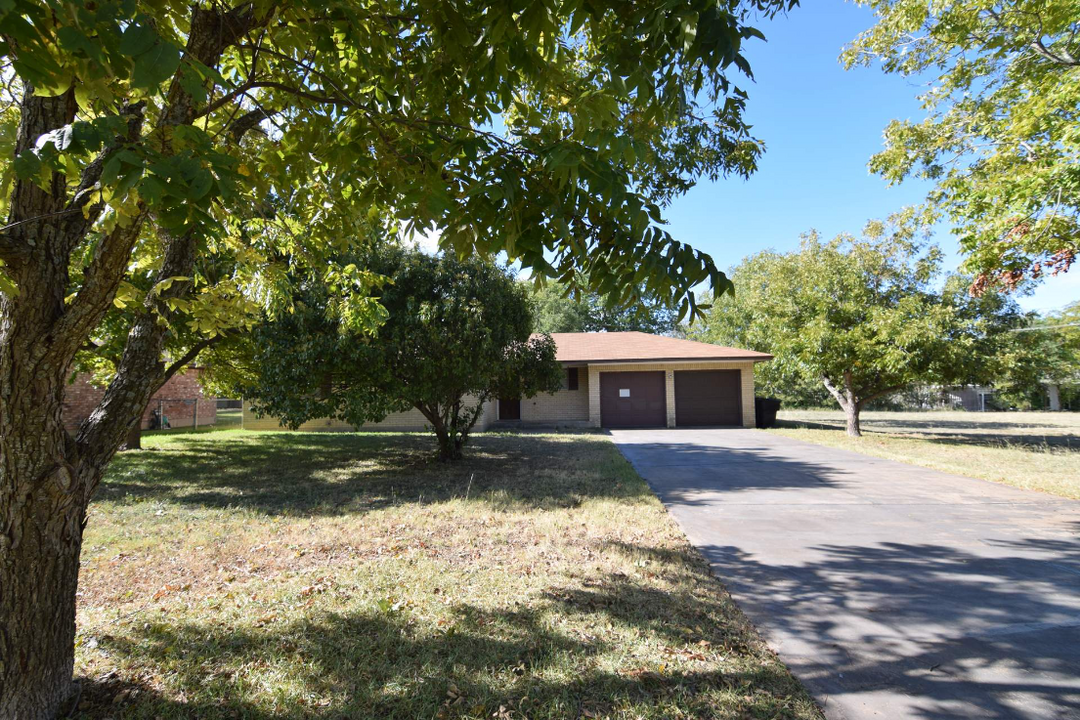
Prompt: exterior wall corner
<box><xmin>587</xmin><ymin>364</ymin><xmax>601</xmax><ymax>427</ymax></box>
<box><xmin>664</xmin><ymin>369</ymin><xmax>676</xmax><ymax>428</ymax></box>
<box><xmin>742</xmin><ymin>364</ymin><xmax>756</xmax><ymax>428</ymax></box>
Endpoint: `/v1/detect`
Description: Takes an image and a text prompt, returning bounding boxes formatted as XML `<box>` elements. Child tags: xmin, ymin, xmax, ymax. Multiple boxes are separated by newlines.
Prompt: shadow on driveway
<box><xmin>612</xmin><ymin>428</ymin><xmax>1080</xmax><ymax>720</ymax></box>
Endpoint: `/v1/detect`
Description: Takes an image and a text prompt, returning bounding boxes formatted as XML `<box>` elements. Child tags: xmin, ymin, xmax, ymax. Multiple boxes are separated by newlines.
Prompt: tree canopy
<box><xmin>691</xmin><ymin>213</ymin><xmax>1030</xmax><ymax>435</ymax></box>
<box><xmin>844</xmin><ymin>0</ymin><xmax>1080</xmax><ymax>292</ymax></box>
<box><xmin>0</xmin><ymin>1</ymin><xmax>796</xmax><ymax>715</ymax></box>
<box><xmin>527</xmin><ymin>277</ymin><xmax>680</xmax><ymax>335</ymax></box>
<box><xmin>223</xmin><ymin>248</ymin><xmax>563</xmax><ymax>460</ymax></box>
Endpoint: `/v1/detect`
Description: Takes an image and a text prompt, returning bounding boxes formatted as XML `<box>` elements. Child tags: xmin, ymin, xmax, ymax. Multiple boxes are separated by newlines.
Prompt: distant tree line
<box><xmin>526</xmin><ymin>276</ymin><xmax>680</xmax><ymax>336</ymax></box>
<box><xmin>691</xmin><ymin>212</ymin><xmax>1077</xmax><ymax>435</ymax></box>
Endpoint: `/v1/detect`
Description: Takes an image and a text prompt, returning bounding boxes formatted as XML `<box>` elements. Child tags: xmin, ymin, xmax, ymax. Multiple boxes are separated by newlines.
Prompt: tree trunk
<box><xmin>0</xmin><ymin>340</ymin><xmax>88</xmax><ymax>718</ymax></box>
<box><xmin>843</xmin><ymin>402</ymin><xmax>862</xmax><ymax>437</ymax></box>
<box><xmin>0</xmin><ymin>8</ymin><xmax>266</xmax><ymax>713</ymax></box>
<box><xmin>437</xmin><ymin>436</ymin><xmax>464</xmax><ymax>462</ymax></box>
<box><xmin>123</xmin><ymin>421</ymin><xmax>143</xmax><ymax>451</ymax></box>
<box><xmin>821</xmin><ymin>373</ymin><xmax>863</xmax><ymax>438</ymax></box>
<box><xmin>432</xmin><ymin>425</ymin><xmax>464</xmax><ymax>462</ymax></box>
<box><xmin>1047</xmin><ymin>383</ymin><xmax>1061</xmax><ymax>411</ymax></box>
<box><xmin>0</xmin><ymin>474</ymin><xmax>85</xmax><ymax>718</ymax></box>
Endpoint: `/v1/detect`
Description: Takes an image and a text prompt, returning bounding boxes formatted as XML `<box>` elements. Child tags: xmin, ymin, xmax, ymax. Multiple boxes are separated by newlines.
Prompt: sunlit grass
<box><xmin>75</xmin><ymin>431</ymin><xmax>820</xmax><ymax>719</ymax></box>
<box><xmin>769</xmin><ymin>410</ymin><xmax>1080</xmax><ymax>500</ymax></box>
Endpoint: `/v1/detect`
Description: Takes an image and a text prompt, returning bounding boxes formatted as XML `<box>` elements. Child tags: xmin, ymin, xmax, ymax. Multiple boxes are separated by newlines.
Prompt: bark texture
<box><xmin>123</xmin><ymin>423</ymin><xmax>143</xmax><ymax>451</ymax></box>
<box><xmin>0</xmin><ymin>6</ymin><xmax>266</xmax><ymax>716</ymax></box>
<box><xmin>415</xmin><ymin>397</ymin><xmax>486</xmax><ymax>462</ymax></box>
<box><xmin>821</xmin><ymin>374</ymin><xmax>907</xmax><ymax>439</ymax></box>
<box><xmin>0</xmin><ymin>86</ymin><xmax>89</xmax><ymax>718</ymax></box>
<box><xmin>822</xmin><ymin>373</ymin><xmax>863</xmax><ymax>438</ymax></box>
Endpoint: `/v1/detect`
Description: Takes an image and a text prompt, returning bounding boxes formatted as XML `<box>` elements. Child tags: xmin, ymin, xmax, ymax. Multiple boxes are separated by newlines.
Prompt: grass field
<box><xmin>770</xmin><ymin>410</ymin><xmax>1080</xmax><ymax>499</ymax></box>
<box><xmin>74</xmin><ymin>431</ymin><xmax>820</xmax><ymax>719</ymax></box>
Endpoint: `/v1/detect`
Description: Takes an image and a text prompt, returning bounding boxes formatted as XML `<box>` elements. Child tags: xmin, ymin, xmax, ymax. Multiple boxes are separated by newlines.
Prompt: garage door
<box><xmin>674</xmin><ymin>370</ymin><xmax>742</xmax><ymax>426</ymax></box>
<box><xmin>600</xmin><ymin>371</ymin><xmax>666</xmax><ymax>428</ymax></box>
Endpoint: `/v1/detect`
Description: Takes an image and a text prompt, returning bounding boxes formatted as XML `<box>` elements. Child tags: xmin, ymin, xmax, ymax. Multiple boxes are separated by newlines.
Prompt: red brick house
<box><xmin>63</xmin><ymin>368</ymin><xmax>216</xmax><ymax>432</ymax></box>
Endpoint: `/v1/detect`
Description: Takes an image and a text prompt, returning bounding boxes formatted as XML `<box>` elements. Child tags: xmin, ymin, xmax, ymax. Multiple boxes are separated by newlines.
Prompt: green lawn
<box><xmin>769</xmin><ymin>410</ymin><xmax>1080</xmax><ymax>500</ymax></box>
<box><xmin>74</xmin><ymin>431</ymin><xmax>820</xmax><ymax>719</ymax></box>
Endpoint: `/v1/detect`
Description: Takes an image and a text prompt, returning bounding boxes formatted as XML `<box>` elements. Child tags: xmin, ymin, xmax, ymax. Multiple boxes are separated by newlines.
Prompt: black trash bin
<box><xmin>754</xmin><ymin>397</ymin><xmax>781</xmax><ymax>429</ymax></box>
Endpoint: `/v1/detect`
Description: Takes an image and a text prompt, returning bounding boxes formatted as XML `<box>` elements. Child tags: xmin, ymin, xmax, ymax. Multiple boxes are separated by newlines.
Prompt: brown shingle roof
<box><xmin>544</xmin><ymin>332</ymin><xmax>772</xmax><ymax>364</ymax></box>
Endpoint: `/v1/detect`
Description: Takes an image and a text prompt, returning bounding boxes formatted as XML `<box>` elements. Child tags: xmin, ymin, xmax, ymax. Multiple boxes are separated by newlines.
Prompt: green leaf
<box><xmin>118</xmin><ymin>23</ymin><xmax>157</xmax><ymax>57</ymax></box>
<box><xmin>138</xmin><ymin>174</ymin><xmax>165</xmax><ymax>204</ymax></box>
<box><xmin>187</xmin><ymin>168</ymin><xmax>213</xmax><ymax>201</ymax></box>
<box><xmin>12</xmin><ymin>150</ymin><xmax>41</xmax><ymax>179</ymax></box>
<box><xmin>177</xmin><ymin>67</ymin><xmax>208</xmax><ymax>105</ymax></box>
<box><xmin>131</xmin><ymin>40</ymin><xmax>181</xmax><ymax>90</ymax></box>
<box><xmin>57</xmin><ymin>26</ymin><xmax>103</xmax><ymax>61</ymax></box>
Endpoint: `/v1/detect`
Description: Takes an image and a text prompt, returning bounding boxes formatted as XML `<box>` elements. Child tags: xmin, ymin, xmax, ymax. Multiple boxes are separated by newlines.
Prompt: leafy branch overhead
<box><xmin>0</xmin><ymin>0</ymin><xmax>796</xmax><ymax>320</ymax></box>
<box><xmin>844</xmin><ymin>0</ymin><xmax>1080</xmax><ymax>291</ymax></box>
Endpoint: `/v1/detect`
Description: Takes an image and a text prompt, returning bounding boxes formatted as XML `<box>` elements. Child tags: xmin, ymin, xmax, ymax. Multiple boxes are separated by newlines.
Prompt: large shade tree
<box><xmin>223</xmin><ymin>248</ymin><xmax>563</xmax><ymax>461</ymax></box>
<box><xmin>844</xmin><ymin>0</ymin><xmax>1080</xmax><ymax>291</ymax></box>
<box><xmin>0</xmin><ymin>1</ymin><xmax>795</xmax><ymax>713</ymax></box>
<box><xmin>692</xmin><ymin>213</ymin><xmax>1030</xmax><ymax>436</ymax></box>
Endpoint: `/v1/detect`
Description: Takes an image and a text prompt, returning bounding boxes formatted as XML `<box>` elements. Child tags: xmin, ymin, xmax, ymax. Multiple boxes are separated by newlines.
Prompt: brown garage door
<box><xmin>674</xmin><ymin>370</ymin><xmax>742</xmax><ymax>426</ymax></box>
<box><xmin>600</xmin><ymin>371</ymin><xmax>666</xmax><ymax>428</ymax></box>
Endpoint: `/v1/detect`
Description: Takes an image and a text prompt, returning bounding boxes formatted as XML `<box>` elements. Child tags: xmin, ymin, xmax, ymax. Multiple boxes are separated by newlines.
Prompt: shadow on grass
<box><xmin>99</xmin><ymin>432</ymin><xmax>648</xmax><ymax>516</ymax></box>
<box><xmin>76</xmin><ymin>560</ymin><xmax>809</xmax><ymax>720</ymax></box>
<box><xmin>775</xmin><ymin>418</ymin><xmax>1080</xmax><ymax>451</ymax></box>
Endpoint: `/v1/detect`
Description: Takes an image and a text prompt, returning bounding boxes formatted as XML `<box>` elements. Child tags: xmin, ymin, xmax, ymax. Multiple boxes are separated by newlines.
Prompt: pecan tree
<box><xmin>0</xmin><ymin>0</ymin><xmax>792</xmax><ymax>714</ymax></box>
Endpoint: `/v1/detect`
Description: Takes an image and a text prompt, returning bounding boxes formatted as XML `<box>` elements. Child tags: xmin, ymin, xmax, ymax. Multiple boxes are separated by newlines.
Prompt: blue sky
<box><xmin>663</xmin><ymin>0</ymin><xmax>1078</xmax><ymax>315</ymax></box>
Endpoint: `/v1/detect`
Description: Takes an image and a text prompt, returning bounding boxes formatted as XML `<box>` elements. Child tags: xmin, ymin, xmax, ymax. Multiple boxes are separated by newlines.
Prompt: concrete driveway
<box><xmin>611</xmin><ymin>428</ymin><xmax>1080</xmax><ymax>720</ymax></box>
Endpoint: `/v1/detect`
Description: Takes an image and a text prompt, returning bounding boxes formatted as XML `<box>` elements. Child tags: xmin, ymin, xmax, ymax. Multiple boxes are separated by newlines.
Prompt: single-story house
<box><xmin>242</xmin><ymin>331</ymin><xmax>771</xmax><ymax>431</ymax></box>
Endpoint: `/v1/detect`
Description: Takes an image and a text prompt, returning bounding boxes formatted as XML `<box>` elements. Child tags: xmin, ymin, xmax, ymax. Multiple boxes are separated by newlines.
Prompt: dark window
<box><xmin>567</xmin><ymin>367</ymin><xmax>579</xmax><ymax>391</ymax></box>
<box><xmin>499</xmin><ymin>398</ymin><xmax>521</xmax><ymax>420</ymax></box>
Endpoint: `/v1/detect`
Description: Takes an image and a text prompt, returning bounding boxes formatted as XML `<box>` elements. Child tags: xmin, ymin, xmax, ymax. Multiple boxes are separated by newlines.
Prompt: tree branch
<box><xmin>59</xmin><ymin>101</ymin><xmax>147</xmax><ymax>253</ymax></box>
<box><xmin>856</xmin><ymin>384</ymin><xmax>908</xmax><ymax>409</ymax></box>
<box><xmin>160</xmin><ymin>336</ymin><xmax>221</xmax><ymax>386</ymax></box>
<box><xmin>50</xmin><ymin>207</ymin><xmax>148</xmax><ymax>348</ymax></box>
<box><xmin>228</xmin><ymin>107</ymin><xmax>276</xmax><ymax>140</ymax></box>
<box><xmin>820</xmin><ymin>374</ymin><xmax>849</xmax><ymax>409</ymax></box>
<box><xmin>197</xmin><ymin>80</ymin><xmax>350</xmax><ymax>119</ymax></box>
<box><xmin>1029</xmin><ymin>36</ymin><xmax>1080</xmax><ymax>67</ymax></box>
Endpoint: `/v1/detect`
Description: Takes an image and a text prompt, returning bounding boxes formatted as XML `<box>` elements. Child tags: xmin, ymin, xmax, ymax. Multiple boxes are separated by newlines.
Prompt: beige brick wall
<box><xmin>520</xmin><ymin>368</ymin><xmax>589</xmax><ymax>424</ymax></box>
<box><xmin>242</xmin><ymin>397</ymin><xmax>495</xmax><ymax>432</ymax></box>
<box><xmin>586</xmin><ymin>361</ymin><xmax>758</xmax><ymax>428</ymax></box>
<box><xmin>242</xmin><ymin>401</ymin><xmax>355</xmax><ymax>431</ymax></box>
<box><xmin>240</xmin><ymin>361</ymin><xmax>760</xmax><ymax>433</ymax></box>
<box><xmin>476</xmin><ymin>398</ymin><xmax>496</xmax><ymax>431</ymax></box>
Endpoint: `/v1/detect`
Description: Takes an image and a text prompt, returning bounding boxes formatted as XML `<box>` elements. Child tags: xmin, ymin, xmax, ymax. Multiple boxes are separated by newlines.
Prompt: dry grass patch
<box><xmin>770</xmin><ymin>410</ymin><xmax>1080</xmax><ymax>499</ymax></box>
<box><xmin>75</xmin><ymin>430</ymin><xmax>820</xmax><ymax>719</ymax></box>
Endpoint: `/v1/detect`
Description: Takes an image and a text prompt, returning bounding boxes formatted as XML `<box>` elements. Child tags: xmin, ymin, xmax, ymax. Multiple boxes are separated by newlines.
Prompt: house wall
<box><xmin>518</xmin><ymin>368</ymin><xmax>590</xmax><ymax>425</ymax></box>
<box><xmin>242</xmin><ymin>397</ymin><xmax>496</xmax><ymax>432</ymax></box>
<box><xmin>62</xmin><ymin>369</ymin><xmax>216</xmax><ymax>432</ymax></box>
<box><xmin>240</xmin><ymin>361</ymin><xmax>761</xmax><ymax>432</ymax></box>
<box><xmin>586</xmin><ymin>361</ymin><xmax>757</xmax><ymax>428</ymax></box>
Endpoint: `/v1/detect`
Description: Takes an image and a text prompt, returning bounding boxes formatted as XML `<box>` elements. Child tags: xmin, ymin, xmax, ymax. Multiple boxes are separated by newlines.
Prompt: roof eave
<box><xmin>559</xmin><ymin>356</ymin><xmax>773</xmax><ymax>365</ymax></box>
